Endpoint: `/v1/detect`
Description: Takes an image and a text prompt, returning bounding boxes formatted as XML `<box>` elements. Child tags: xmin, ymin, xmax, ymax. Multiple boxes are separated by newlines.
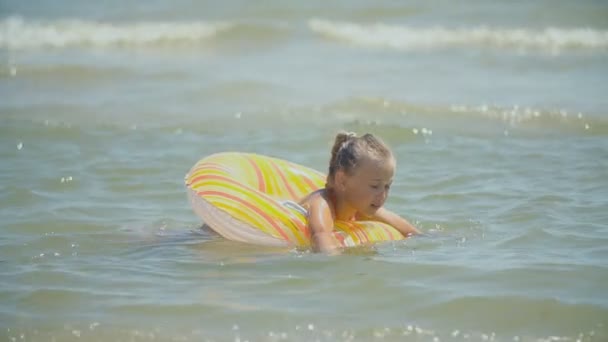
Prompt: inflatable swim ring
<box><xmin>185</xmin><ymin>152</ymin><xmax>405</xmax><ymax>248</ymax></box>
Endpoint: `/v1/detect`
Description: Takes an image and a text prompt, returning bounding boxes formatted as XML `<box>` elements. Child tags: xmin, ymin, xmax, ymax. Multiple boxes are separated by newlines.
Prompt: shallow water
<box><xmin>1</xmin><ymin>1</ymin><xmax>608</xmax><ymax>341</ymax></box>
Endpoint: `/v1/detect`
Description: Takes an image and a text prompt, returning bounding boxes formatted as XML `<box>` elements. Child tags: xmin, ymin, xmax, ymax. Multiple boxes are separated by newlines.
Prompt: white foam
<box><xmin>309</xmin><ymin>18</ymin><xmax>608</xmax><ymax>53</ymax></box>
<box><xmin>0</xmin><ymin>16</ymin><xmax>233</xmax><ymax>49</ymax></box>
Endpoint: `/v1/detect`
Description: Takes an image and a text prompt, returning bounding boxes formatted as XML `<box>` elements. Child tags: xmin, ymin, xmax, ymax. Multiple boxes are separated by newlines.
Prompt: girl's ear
<box><xmin>335</xmin><ymin>170</ymin><xmax>347</xmax><ymax>191</ymax></box>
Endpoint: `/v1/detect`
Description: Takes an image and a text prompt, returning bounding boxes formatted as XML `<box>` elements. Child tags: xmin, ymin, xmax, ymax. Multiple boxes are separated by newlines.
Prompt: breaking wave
<box><xmin>309</xmin><ymin>18</ymin><xmax>608</xmax><ymax>54</ymax></box>
<box><xmin>0</xmin><ymin>16</ymin><xmax>234</xmax><ymax>49</ymax></box>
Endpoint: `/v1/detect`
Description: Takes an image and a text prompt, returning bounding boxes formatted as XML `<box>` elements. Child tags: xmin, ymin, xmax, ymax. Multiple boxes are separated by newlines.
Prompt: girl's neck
<box><xmin>326</xmin><ymin>188</ymin><xmax>357</xmax><ymax>221</ymax></box>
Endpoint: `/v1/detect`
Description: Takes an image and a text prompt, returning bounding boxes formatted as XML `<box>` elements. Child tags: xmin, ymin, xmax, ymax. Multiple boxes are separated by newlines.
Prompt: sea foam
<box><xmin>309</xmin><ymin>18</ymin><xmax>608</xmax><ymax>54</ymax></box>
<box><xmin>0</xmin><ymin>16</ymin><xmax>233</xmax><ymax>49</ymax></box>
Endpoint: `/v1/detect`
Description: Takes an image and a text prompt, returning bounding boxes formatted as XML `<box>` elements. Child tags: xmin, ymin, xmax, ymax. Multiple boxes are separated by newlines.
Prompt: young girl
<box><xmin>298</xmin><ymin>132</ymin><xmax>421</xmax><ymax>253</ymax></box>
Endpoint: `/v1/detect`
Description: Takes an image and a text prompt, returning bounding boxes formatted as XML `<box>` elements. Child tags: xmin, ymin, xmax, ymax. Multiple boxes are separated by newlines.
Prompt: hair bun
<box><xmin>340</xmin><ymin>132</ymin><xmax>357</xmax><ymax>149</ymax></box>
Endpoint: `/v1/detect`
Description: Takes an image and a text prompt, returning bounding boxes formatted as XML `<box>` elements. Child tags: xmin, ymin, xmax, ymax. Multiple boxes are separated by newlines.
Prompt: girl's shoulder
<box><xmin>298</xmin><ymin>189</ymin><xmax>329</xmax><ymax>210</ymax></box>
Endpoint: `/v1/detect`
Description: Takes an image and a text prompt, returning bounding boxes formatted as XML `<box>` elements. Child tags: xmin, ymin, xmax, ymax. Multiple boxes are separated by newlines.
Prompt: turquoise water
<box><xmin>1</xmin><ymin>1</ymin><xmax>608</xmax><ymax>341</ymax></box>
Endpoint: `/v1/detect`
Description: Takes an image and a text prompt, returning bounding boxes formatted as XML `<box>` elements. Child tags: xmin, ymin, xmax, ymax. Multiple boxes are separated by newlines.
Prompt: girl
<box><xmin>298</xmin><ymin>132</ymin><xmax>421</xmax><ymax>253</ymax></box>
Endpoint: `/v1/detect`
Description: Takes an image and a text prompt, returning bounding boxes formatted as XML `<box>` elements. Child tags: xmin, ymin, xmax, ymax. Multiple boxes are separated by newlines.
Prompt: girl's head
<box><xmin>326</xmin><ymin>132</ymin><xmax>396</xmax><ymax>215</ymax></box>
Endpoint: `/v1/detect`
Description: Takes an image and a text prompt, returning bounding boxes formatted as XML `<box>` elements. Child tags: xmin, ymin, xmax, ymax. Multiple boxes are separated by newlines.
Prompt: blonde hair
<box><xmin>326</xmin><ymin>132</ymin><xmax>393</xmax><ymax>188</ymax></box>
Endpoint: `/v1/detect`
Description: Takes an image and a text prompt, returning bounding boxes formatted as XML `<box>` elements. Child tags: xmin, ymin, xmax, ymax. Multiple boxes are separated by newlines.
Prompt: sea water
<box><xmin>1</xmin><ymin>1</ymin><xmax>607</xmax><ymax>341</ymax></box>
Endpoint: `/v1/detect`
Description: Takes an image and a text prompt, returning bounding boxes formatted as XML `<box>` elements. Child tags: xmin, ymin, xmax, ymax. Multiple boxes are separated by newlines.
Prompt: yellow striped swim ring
<box><xmin>185</xmin><ymin>152</ymin><xmax>405</xmax><ymax>248</ymax></box>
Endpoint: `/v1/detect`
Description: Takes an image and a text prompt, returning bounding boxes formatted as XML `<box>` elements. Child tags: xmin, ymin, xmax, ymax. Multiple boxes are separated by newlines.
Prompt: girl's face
<box><xmin>338</xmin><ymin>157</ymin><xmax>396</xmax><ymax>216</ymax></box>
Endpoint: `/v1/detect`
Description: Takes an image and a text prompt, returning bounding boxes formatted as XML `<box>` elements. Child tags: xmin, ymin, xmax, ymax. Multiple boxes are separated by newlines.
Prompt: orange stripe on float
<box><xmin>283</xmin><ymin>210</ymin><xmax>309</xmax><ymax>241</ymax></box>
<box><xmin>193</xmin><ymin>163</ymin><xmax>230</xmax><ymax>176</ymax></box>
<box><xmin>301</xmin><ymin>174</ymin><xmax>321</xmax><ymax>193</ymax></box>
<box><xmin>384</xmin><ymin>226</ymin><xmax>397</xmax><ymax>240</ymax></box>
<box><xmin>198</xmin><ymin>174</ymin><xmax>310</xmax><ymax>243</ymax></box>
<box><xmin>349</xmin><ymin>223</ymin><xmax>366</xmax><ymax>244</ymax></box>
<box><xmin>192</xmin><ymin>174</ymin><xmax>284</xmax><ymax>209</ymax></box>
<box><xmin>245</xmin><ymin>162</ymin><xmax>310</xmax><ymax>239</ymax></box>
<box><xmin>192</xmin><ymin>163</ymin><xmax>311</xmax><ymax>243</ymax></box>
<box><xmin>334</xmin><ymin>232</ymin><xmax>346</xmax><ymax>246</ymax></box>
<box><xmin>198</xmin><ymin>190</ymin><xmax>292</xmax><ymax>242</ymax></box>
<box><xmin>270</xmin><ymin>160</ymin><xmax>298</xmax><ymax>200</ymax></box>
<box><xmin>262</xmin><ymin>163</ymin><xmax>310</xmax><ymax>238</ymax></box>
<box><xmin>246</xmin><ymin>156</ymin><xmax>266</xmax><ymax>192</ymax></box>
<box><xmin>195</xmin><ymin>173</ymin><xmax>286</xmax><ymax>211</ymax></box>
<box><xmin>354</xmin><ymin>222</ymin><xmax>371</xmax><ymax>244</ymax></box>
<box><xmin>187</xmin><ymin>163</ymin><xmax>230</xmax><ymax>184</ymax></box>
<box><xmin>357</xmin><ymin>223</ymin><xmax>371</xmax><ymax>242</ymax></box>
<box><xmin>198</xmin><ymin>162</ymin><xmax>228</xmax><ymax>171</ymax></box>
<box><xmin>190</xmin><ymin>173</ymin><xmax>252</xmax><ymax>191</ymax></box>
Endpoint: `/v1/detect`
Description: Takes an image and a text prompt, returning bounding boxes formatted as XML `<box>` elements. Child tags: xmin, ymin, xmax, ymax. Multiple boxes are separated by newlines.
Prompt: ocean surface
<box><xmin>1</xmin><ymin>1</ymin><xmax>608</xmax><ymax>341</ymax></box>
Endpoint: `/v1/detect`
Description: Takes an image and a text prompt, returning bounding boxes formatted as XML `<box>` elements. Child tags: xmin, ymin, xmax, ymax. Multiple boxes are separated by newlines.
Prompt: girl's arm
<box><xmin>307</xmin><ymin>196</ymin><xmax>340</xmax><ymax>254</ymax></box>
<box><xmin>368</xmin><ymin>207</ymin><xmax>421</xmax><ymax>237</ymax></box>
